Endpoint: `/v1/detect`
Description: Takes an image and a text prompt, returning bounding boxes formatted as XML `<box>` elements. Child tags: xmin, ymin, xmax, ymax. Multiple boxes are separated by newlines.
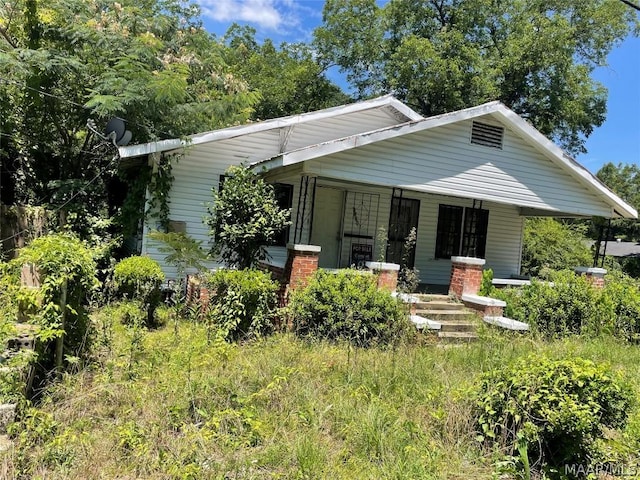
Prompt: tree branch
<box><xmin>0</xmin><ymin>26</ymin><xmax>17</xmax><ymax>48</ymax></box>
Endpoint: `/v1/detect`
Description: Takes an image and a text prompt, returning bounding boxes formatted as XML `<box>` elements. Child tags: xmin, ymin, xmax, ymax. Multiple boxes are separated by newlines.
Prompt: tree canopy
<box><xmin>314</xmin><ymin>0</ymin><xmax>638</xmax><ymax>155</ymax></box>
<box><xmin>597</xmin><ymin>162</ymin><xmax>640</xmax><ymax>241</ymax></box>
<box><xmin>0</xmin><ymin>0</ymin><xmax>259</xmax><ymax>211</ymax></box>
<box><xmin>222</xmin><ymin>24</ymin><xmax>349</xmax><ymax>121</ymax></box>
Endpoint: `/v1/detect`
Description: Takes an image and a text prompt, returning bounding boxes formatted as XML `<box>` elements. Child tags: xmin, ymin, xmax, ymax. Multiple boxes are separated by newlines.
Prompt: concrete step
<box><xmin>438</xmin><ymin>331</ymin><xmax>479</xmax><ymax>343</ymax></box>
<box><xmin>415</xmin><ymin>294</ymin><xmax>452</xmax><ymax>302</ymax></box>
<box><xmin>414</xmin><ymin>300</ymin><xmax>462</xmax><ymax>310</ymax></box>
<box><xmin>438</xmin><ymin>321</ymin><xmax>477</xmax><ymax>333</ymax></box>
<box><xmin>415</xmin><ymin>309</ymin><xmax>478</xmax><ymax>322</ymax></box>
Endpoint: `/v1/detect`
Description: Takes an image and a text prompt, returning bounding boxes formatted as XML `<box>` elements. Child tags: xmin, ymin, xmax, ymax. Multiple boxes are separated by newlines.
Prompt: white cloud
<box><xmin>198</xmin><ymin>0</ymin><xmax>287</xmax><ymax>30</ymax></box>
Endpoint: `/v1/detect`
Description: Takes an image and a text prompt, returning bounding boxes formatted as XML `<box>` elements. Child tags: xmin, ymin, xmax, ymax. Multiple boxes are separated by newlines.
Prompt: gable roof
<box><xmin>118</xmin><ymin>95</ymin><xmax>422</xmax><ymax>159</ymax></box>
<box><xmin>119</xmin><ymin>95</ymin><xmax>637</xmax><ymax>220</ymax></box>
<box><xmin>253</xmin><ymin>101</ymin><xmax>637</xmax><ymax>219</ymax></box>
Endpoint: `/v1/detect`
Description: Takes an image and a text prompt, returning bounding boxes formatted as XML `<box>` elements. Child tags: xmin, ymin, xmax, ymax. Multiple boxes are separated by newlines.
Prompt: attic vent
<box><xmin>471</xmin><ymin>121</ymin><xmax>504</xmax><ymax>149</ymax></box>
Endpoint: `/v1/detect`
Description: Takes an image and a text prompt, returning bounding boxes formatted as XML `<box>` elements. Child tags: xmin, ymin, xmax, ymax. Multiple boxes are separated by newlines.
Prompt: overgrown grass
<box><xmin>2</xmin><ymin>316</ymin><xmax>640</xmax><ymax>479</ymax></box>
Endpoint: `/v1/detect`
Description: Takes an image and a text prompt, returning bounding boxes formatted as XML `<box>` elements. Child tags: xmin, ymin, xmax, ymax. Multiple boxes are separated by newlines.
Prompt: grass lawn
<box><xmin>2</xmin><ymin>315</ymin><xmax>640</xmax><ymax>479</ymax></box>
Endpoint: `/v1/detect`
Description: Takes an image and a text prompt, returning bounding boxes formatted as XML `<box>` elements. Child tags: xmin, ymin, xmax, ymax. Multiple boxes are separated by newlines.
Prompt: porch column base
<box><xmin>449</xmin><ymin>256</ymin><xmax>486</xmax><ymax>297</ymax></box>
<box><xmin>284</xmin><ymin>244</ymin><xmax>321</xmax><ymax>291</ymax></box>
<box><xmin>575</xmin><ymin>266</ymin><xmax>607</xmax><ymax>289</ymax></box>
<box><xmin>365</xmin><ymin>261</ymin><xmax>400</xmax><ymax>291</ymax></box>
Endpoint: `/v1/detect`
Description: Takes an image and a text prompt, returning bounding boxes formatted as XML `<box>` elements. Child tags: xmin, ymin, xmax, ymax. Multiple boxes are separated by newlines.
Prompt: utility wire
<box><xmin>619</xmin><ymin>0</ymin><xmax>640</xmax><ymax>12</ymax></box>
<box><xmin>0</xmin><ymin>76</ymin><xmax>175</xmax><ymax>139</ymax></box>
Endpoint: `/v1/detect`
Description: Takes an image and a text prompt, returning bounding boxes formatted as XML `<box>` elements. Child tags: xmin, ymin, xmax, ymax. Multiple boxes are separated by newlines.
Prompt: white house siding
<box><xmin>143</xmin><ymin>142</ymin><xmax>308</xmax><ymax>278</ymax></box>
<box><xmin>301</xmin><ymin>117</ymin><xmax>613</xmax><ymax>218</ymax></box>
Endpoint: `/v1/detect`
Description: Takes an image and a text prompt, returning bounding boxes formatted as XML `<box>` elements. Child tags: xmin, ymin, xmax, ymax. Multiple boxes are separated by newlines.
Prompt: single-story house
<box><xmin>118</xmin><ymin>95</ymin><xmax>638</xmax><ymax>287</ymax></box>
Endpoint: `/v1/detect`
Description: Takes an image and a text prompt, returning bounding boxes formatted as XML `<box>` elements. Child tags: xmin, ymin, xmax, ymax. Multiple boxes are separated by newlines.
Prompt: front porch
<box><xmin>264</xmin><ymin>172</ymin><xmax>526</xmax><ymax>287</ymax></box>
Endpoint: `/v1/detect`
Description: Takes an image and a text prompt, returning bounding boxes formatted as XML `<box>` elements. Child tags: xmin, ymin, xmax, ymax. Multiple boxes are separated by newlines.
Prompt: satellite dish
<box><xmin>105</xmin><ymin>117</ymin><xmax>132</xmax><ymax>146</ymax></box>
<box><xmin>116</xmin><ymin>130</ymin><xmax>132</xmax><ymax>146</ymax></box>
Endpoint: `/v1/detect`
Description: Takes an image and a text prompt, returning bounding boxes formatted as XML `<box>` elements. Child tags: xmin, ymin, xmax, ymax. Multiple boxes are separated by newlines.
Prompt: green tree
<box><xmin>223</xmin><ymin>24</ymin><xmax>349</xmax><ymax>120</ymax></box>
<box><xmin>314</xmin><ymin>0</ymin><xmax>638</xmax><ymax>154</ymax></box>
<box><xmin>596</xmin><ymin>162</ymin><xmax>640</xmax><ymax>241</ymax></box>
<box><xmin>521</xmin><ymin>218</ymin><xmax>592</xmax><ymax>277</ymax></box>
<box><xmin>0</xmin><ymin>0</ymin><xmax>257</xmax><ymax>237</ymax></box>
<box><xmin>206</xmin><ymin>165</ymin><xmax>290</xmax><ymax>269</ymax></box>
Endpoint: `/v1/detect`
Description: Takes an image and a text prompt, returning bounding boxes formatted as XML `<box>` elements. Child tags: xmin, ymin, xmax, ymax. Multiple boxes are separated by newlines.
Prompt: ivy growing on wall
<box><xmin>118</xmin><ymin>152</ymin><xmax>181</xmax><ymax>240</ymax></box>
<box><xmin>146</xmin><ymin>153</ymin><xmax>179</xmax><ymax>232</ymax></box>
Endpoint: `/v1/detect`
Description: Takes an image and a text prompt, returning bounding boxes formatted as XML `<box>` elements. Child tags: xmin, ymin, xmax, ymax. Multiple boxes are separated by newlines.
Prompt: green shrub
<box><xmin>113</xmin><ymin>256</ymin><xmax>165</xmax><ymax>326</ymax></box>
<box><xmin>206</xmin><ymin>165</ymin><xmax>291</xmax><ymax>269</ymax></box>
<box><xmin>203</xmin><ymin>269</ymin><xmax>280</xmax><ymax>341</ymax></box>
<box><xmin>492</xmin><ymin>271</ymin><xmax>609</xmax><ymax>336</ymax></box>
<box><xmin>9</xmin><ymin>233</ymin><xmax>97</xmax><ymax>363</ymax></box>
<box><xmin>476</xmin><ymin>357</ymin><xmax>633</xmax><ymax>478</ymax></box>
<box><xmin>290</xmin><ymin>269</ymin><xmax>410</xmax><ymax>347</ymax></box>
<box><xmin>601</xmin><ymin>273</ymin><xmax>640</xmax><ymax>342</ymax></box>
<box><xmin>479</xmin><ymin>268</ymin><xmax>494</xmax><ymax>296</ymax></box>
<box><xmin>492</xmin><ymin>271</ymin><xmax>640</xmax><ymax>339</ymax></box>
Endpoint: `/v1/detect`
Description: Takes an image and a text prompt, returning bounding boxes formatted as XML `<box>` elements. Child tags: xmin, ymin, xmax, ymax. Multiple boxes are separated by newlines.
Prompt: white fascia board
<box><xmin>119</xmin><ymin>139</ymin><xmax>184</xmax><ymax>158</ymax></box>
<box><xmin>118</xmin><ymin>95</ymin><xmax>422</xmax><ymax>159</ymax></box>
<box><xmin>251</xmin><ymin>156</ymin><xmax>284</xmax><ymax>172</ymax></box>
<box><xmin>386</xmin><ymin>96</ymin><xmax>424</xmax><ymax>121</ymax></box>
<box><xmin>492</xmin><ymin>107</ymin><xmax>638</xmax><ymax>219</ymax></box>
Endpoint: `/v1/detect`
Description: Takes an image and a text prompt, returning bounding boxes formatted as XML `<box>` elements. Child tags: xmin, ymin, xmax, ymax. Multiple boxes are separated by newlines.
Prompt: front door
<box><xmin>310</xmin><ymin>186</ymin><xmax>344</xmax><ymax>268</ymax></box>
<box><xmin>386</xmin><ymin>197</ymin><xmax>420</xmax><ymax>267</ymax></box>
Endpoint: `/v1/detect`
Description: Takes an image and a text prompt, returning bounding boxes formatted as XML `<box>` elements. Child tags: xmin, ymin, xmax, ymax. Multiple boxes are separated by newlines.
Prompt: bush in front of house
<box><xmin>11</xmin><ymin>234</ymin><xmax>97</xmax><ymax>361</ymax></box>
<box><xmin>492</xmin><ymin>270</ymin><xmax>640</xmax><ymax>339</ymax></box>
<box><xmin>290</xmin><ymin>269</ymin><xmax>410</xmax><ymax>347</ymax></box>
<box><xmin>601</xmin><ymin>272</ymin><xmax>640</xmax><ymax>342</ymax></box>
<box><xmin>475</xmin><ymin>356</ymin><xmax>633</xmax><ymax>478</ymax></box>
<box><xmin>203</xmin><ymin>269</ymin><xmax>280</xmax><ymax>341</ymax></box>
<box><xmin>113</xmin><ymin>256</ymin><xmax>165</xmax><ymax>326</ymax></box>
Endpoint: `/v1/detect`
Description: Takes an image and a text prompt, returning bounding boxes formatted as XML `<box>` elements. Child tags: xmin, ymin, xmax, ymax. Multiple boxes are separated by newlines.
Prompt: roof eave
<box><xmin>118</xmin><ymin>95</ymin><xmax>423</xmax><ymax>159</ymax></box>
<box><xmin>491</xmin><ymin>107</ymin><xmax>638</xmax><ymax>220</ymax></box>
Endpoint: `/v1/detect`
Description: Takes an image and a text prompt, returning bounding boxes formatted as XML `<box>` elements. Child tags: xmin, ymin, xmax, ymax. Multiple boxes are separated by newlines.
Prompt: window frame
<box><xmin>271</xmin><ymin>183</ymin><xmax>293</xmax><ymax>247</ymax></box>
<box><xmin>435</xmin><ymin>204</ymin><xmax>489</xmax><ymax>259</ymax></box>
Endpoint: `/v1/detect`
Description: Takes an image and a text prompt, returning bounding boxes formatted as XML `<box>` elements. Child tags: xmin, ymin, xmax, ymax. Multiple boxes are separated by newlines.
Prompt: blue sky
<box><xmin>198</xmin><ymin>0</ymin><xmax>640</xmax><ymax>174</ymax></box>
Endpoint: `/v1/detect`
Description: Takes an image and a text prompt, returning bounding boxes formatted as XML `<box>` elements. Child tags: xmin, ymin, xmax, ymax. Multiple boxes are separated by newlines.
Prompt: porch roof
<box><xmin>252</xmin><ymin>102</ymin><xmax>637</xmax><ymax>220</ymax></box>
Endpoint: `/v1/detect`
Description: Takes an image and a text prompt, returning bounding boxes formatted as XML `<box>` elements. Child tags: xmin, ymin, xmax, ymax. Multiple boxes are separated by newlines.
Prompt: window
<box><xmin>435</xmin><ymin>204</ymin><xmax>489</xmax><ymax>259</ymax></box>
<box><xmin>272</xmin><ymin>183</ymin><xmax>293</xmax><ymax>246</ymax></box>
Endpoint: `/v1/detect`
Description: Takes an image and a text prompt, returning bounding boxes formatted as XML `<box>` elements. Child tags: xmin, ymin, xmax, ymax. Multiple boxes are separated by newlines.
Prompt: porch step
<box><xmin>414</xmin><ymin>300</ymin><xmax>462</xmax><ymax>311</ymax></box>
<box><xmin>437</xmin><ymin>331</ymin><xmax>479</xmax><ymax>343</ymax></box>
<box><xmin>403</xmin><ymin>293</ymin><xmax>480</xmax><ymax>341</ymax></box>
<box><xmin>414</xmin><ymin>294</ymin><xmax>452</xmax><ymax>302</ymax></box>
<box><xmin>438</xmin><ymin>321</ymin><xmax>477</xmax><ymax>333</ymax></box>
<box><xmin>415</xmin><ymin>309</ymin><xmax>478</xmax><ymax>323</ymax></box>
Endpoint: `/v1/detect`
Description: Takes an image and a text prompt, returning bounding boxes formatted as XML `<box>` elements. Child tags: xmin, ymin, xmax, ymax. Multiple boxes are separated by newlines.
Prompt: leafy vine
<box><xmin>146</xmin><ymin>153</ymin><xmax>180</xmax><ymax>232</ymax></box>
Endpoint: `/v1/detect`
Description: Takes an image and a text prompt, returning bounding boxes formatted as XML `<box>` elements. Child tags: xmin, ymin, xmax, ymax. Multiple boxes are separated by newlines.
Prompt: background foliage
<box><xmin>314</xmin><ymin>0</ymin><xmax>638</xmax><ymax>155</ymax></box>
<box><xmin>521</xmin><ymin>218</ymin><xmax>592</xmax><ymax>278</ymax></box>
